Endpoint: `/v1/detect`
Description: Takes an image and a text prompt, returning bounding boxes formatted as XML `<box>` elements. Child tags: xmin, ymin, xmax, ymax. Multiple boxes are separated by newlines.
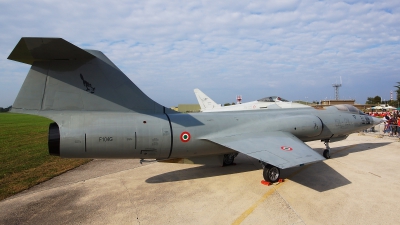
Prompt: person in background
<box><xmin>397</xmin><ymin>117</ymin><xmax>400</xmax><ymax>138</ymax></box>
<box><xmin>389</xmin><ymin>116</ymin><xmax>396</xmax><ymax>137</ymax></box>
<box><xmin>383</xmin><ymin>121</ymin><xmax>389</xmax><ymax>134</ymax></box>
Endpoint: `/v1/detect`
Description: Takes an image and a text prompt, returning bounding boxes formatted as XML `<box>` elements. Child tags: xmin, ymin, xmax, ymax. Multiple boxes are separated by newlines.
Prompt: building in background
<box><xmin>177</xmin><ymin>104</ymin><xmax>201</xmax><ymax>113</ymax></box>
<box><xmin>320</xmin><ymin>99</ymin><xmax>355</xmax><ymax>106</ymax></box>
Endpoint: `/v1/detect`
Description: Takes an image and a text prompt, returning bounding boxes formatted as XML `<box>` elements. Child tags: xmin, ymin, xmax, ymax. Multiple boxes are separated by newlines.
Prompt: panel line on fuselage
<box><xmin>164</xmin><ymin>107</ymin><xmax>174</xmax><ymax>159</ymax></box>
<box><xmin>85</xmin><ymin>133</ymin><xmax>87</xmax><ymax>152</ymax></box>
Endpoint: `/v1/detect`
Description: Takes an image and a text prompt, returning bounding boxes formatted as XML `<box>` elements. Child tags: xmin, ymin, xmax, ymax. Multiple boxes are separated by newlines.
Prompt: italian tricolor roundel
<box><xmin>180</xmin><ymin>131</ymin><xmax>191</xmax><ymax>142</ymax></box>
<box><xmin>280</xmin><ymin>146</ymin><xmax>293</xmax><ymax>151</ymax></box>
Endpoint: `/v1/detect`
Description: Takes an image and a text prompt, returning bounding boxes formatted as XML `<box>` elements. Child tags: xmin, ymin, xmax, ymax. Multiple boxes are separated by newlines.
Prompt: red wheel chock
<box><xmin>261</xmin><ymin>180</ymin><xmax>271</xmax><ymax>186</ymax></box>
<box><xmin>261</xmin><ymin>179</ymin><xmax>285</xmax><ymax>186</ymax></box>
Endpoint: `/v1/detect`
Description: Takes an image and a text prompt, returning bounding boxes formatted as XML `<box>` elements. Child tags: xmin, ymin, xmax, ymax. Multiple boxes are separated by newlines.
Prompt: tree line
<box><xmin>365</xmin><ymin>82</ymin><xmax>400</xmax><ymax>107</ymax></box>
<box><xmin>0</xmin><ymin>106</ymin><xmax>12</xmax><ymax>112</ymax></box>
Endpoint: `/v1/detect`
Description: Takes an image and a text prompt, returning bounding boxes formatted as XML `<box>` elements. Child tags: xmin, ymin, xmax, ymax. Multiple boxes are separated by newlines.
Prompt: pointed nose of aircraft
<box><xmin>372</xmin><ymin>117</ymin><xmax>383</xmax><ymax>125</ymax></box>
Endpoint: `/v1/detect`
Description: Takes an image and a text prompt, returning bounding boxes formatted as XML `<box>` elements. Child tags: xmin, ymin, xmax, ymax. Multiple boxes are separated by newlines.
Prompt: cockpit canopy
<box><xmin>257</xmin><ymin>96</ymin><xmax>289</xmax><ymax>102</ymax></box>
<box><xmin>333</xmin><ymin>104</ymin><xmax>365</xmax><ymax>115</ymax></box>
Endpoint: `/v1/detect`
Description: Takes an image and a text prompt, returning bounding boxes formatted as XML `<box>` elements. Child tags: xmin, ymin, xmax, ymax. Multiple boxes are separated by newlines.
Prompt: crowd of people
<box><xmin>367</xmin><ymin>111</ymin><xmax>399</xmax><ymax>137</ymax></box>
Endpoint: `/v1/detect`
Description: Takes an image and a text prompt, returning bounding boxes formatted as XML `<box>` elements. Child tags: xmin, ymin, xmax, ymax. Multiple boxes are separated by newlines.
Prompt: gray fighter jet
<box><xmin>8</xmin><ymin>38</ymin><xmax>381</xmax><ymax>183</ymax></box>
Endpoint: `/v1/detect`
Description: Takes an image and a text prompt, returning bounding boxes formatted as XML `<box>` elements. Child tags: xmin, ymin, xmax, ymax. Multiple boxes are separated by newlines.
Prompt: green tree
<box><xmin>366</xmin><ymin>97</ymin><xmax>374</xmax><ymax>104</ymax></box>
<box><xmin>373</xmin><ymin>96</ymin><xmax>381</xmax><ymax>104</ymax></box>
<box><xmin>224</xmin><ymin>103</ymin><xmax>237</xmax><ymax>106</ymax></box>
<box><xmin>365</xmin><ymin>96</ymin><xmax>381</xmax><ymax>104</ymax></box>
<box><xmin>389</xmin><ymin>100</ymin><xmax>398</xmax><ymax>107</ymax></box>
<box><xmin>394</xmin><ymin>82</ymin><xmax>400</xmax><ymax>101</ymax></box>
<box><xmin>0</xmin><ymin>106</ymin><xmax>11</xmax><ymax>112</ymax></box>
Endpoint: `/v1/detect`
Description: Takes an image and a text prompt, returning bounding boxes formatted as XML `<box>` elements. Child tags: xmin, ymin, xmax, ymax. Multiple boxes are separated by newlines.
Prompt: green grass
<box><xmin>0</xmin><ymin>113</ymin><xmax>90</xmax><ymax>200</ymax></box>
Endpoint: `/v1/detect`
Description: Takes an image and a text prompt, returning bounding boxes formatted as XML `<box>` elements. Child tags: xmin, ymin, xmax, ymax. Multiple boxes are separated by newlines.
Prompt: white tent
<box><xmin>385</xmin><ymin>106</ymin><xmax>396</xmax><ymax>110</ymax></box>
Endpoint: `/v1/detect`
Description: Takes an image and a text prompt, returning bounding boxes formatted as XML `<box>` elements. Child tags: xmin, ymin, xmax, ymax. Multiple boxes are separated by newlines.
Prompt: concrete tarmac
<box><xmin>1</xmin><ymin>133</ymin><xmax>400</xmax><ymax>225</ymax></box>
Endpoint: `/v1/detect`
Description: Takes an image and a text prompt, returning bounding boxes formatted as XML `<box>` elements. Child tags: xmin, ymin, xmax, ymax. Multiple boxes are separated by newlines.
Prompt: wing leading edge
<box><xmin>205</xmin><ymin>131</ymin><xmax>325</xmax><ymax>169</ymax></box>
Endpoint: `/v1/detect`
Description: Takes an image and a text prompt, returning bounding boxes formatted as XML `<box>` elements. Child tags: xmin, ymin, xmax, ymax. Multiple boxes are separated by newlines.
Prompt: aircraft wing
<box><xmin>205</xmin><ymin>131</ymin><xmax>325</xmax><ymax>169</ymax></box>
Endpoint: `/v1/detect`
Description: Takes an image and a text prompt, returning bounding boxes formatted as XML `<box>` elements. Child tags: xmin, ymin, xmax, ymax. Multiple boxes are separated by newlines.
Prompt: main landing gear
<box><xmin>322</xmin><ymin>139</ymin><xmax>331</xmax><ymax>159</ymax></box>
<box><xmin>223</xmin><ymin>153</ymin><xmax>239</xmax><ymax>166</ymax></box>
<box><xmin>260</xmin><ymin>161</ymin><xmax>280</xmax><ymax>183</ymax></box>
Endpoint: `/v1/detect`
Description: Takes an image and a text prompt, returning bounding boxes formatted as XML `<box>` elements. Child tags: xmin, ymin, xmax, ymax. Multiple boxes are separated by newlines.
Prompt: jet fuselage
<box><xmin>48</xmin><ymin>106</ymin><xmax>377</xmax><ymax>160</ymax></box>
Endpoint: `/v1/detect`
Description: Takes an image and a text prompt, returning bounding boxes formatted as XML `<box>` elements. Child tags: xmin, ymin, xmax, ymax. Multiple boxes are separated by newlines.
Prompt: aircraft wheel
<box><xmin>263</xmin><ymin>165</ymin><xmax>280</xmax><ymax>183</ymax></box>
<box><xmin>323</xmin><ymin>149</ymin><xmax>331</xmax><ymax>159</ymax></box>
<box><xmin>223</xmin><ymin>153</ymin><xmax>235</xmax><ymax>166</ymax></box>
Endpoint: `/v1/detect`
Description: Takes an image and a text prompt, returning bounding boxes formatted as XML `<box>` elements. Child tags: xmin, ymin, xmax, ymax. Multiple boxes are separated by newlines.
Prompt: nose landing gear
<box><xmin>322</xmin><ymin>139</ymin><xmax>331</xmax><ymax>159</ymax></box>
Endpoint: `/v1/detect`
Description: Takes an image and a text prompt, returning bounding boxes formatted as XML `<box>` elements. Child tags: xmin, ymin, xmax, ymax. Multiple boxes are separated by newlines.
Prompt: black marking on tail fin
<box><xmin>80</xmin><ymin>73</ymin><xmax>95</xmax><ymax>93</ymax></box>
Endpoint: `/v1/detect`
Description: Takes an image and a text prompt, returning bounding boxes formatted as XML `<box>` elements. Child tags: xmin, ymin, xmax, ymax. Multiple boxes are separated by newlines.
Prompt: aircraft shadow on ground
<box><xmin>315</xmin><ymin>142</ymin><xmax>391</xmax><ymax>158</ymax></box>
<box><xmin>282</xmin><ymin>162</ymin><xmax>351</xmax><ymax>192</ymax></box>
<box><xmin>146</xmin><ymin>142</ymin><xmax>392</xmax><ymax>192</ymax></box>
<box><xmin>286</xmin><ymin>142</ymin><xmax>392</xmax><ymax>192</ymax></box>
<box><xmin>146</xmin><ymin>161</ymin><xmax>351</xmax><ymax>192</ymax></box>
<box><xmin>146</xmin><ymin>163</ymin><xmax>259</xmax><ymax>184</ymax></box>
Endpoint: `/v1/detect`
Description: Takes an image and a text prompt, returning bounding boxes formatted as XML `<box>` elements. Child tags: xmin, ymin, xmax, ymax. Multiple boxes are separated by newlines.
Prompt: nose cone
<box><xmin>372</xmin><ymin>117</ymin><xmax>383</xmax><ymax>125</ymax></box>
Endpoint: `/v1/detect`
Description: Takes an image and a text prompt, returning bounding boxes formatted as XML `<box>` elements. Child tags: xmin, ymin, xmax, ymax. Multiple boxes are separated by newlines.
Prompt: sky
<box><xmin>1</xmin><ymin>0</ymin><xmax>399</xmax><ymax>108</ymax></box>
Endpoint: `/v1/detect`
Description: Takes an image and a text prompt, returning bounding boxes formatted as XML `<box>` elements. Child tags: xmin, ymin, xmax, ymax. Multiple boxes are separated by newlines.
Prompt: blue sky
<box><xmin>1</xmin><ymin>0</ymin><xmax>399</xmax><ymax>107</ymax></box>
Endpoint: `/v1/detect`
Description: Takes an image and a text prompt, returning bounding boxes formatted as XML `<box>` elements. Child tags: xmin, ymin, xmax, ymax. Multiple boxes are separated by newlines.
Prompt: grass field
<box><xmin>0</xmin><ymin>113</ymin><xmax>90</xmax><ymax>200</ymax></box>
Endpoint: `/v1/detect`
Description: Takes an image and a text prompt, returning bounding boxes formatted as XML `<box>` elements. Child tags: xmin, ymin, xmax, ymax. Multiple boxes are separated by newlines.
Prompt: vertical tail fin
<box><xmin>8</xmin><ymin>38</ymin><xmax>170</xmax><ymax>115</ymax></box>
<box><xmin>193</xmin><ymin>88</ymin><xmax>222</xmax><ymax>111</ymax></box>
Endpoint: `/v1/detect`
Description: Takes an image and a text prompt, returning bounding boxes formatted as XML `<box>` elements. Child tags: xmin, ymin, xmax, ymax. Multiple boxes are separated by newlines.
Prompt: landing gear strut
<box><xmin>260</xmin><ymin>161</ymin><xmax>280</xmax><ymax>183</ymax></box>
<box><xmin>322</xmin><ymin>139</ymin><xmax>331</xmax><ymax>159</ymax></box>
<box><xmin>223</xmin><ymin>153</ymin><xmax>239</xmax><ymax>166</ymax></box>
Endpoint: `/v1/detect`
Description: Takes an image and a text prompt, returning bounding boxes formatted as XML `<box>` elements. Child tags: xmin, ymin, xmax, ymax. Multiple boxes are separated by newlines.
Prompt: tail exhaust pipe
<box><xmin>48</xmin><ymin>122</ymin><xmax>60</xmax><ymax>156</ymax></box>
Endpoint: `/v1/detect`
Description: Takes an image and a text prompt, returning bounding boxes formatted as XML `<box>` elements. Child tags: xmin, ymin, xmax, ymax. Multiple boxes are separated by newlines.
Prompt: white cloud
<box><xmin>0</xmin><ymin>0</ymin><xmax>399</xmax><ymax>107</ymax></box>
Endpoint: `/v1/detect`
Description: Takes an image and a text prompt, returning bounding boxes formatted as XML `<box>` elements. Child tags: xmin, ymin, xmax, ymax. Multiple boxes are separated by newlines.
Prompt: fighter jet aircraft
<box><xmin>8</xmin><ymin>38</ymin><xmax>381</xmax><ymax>183</ymax></box>
<box><xmin>194</xmin><ymin>88</ymin><xmax>310</xmax><ymax>112</ymax></box>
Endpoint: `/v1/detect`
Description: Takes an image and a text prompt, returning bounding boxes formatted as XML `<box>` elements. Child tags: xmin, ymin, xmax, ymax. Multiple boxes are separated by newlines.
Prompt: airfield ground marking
<box><xmin>231</xmin><ymin>166</ymin><xmax>310</xmax><ymax>225</ymax></box>
<box><xmin>231</xmin><ymin>186</ymin><xmax>278</xmax><ymax>225</ymax></box>
<box><xmin>231</xmin><ymin>144</ymin><xmax>358</xmax><ymax>225</ymax></box>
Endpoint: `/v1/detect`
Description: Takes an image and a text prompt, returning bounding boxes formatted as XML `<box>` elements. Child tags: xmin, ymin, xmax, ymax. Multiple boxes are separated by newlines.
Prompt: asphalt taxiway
<box><xmin>1</xmin><ymin>133</ymin><xmax>399</xmax><ymax>225</ymax></box>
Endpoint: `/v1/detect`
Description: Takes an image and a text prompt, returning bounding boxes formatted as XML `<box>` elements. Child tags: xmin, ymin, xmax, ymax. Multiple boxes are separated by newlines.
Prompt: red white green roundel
<box><xmin>280</xmin><ymin>146</ymin><xmax>293</xmax><ymax>151</ymax></box>
<box><xmin>180</xmin><ymin>131</ymin><xmax>191</xmax><ymax>142</ymax></box>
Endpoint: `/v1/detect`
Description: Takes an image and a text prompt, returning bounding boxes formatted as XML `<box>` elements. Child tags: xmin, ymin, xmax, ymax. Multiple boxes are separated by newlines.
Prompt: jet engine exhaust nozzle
<box><xmin>48</xmin><ymin>122</ymin><xmax>60</xmax><ymax>156</ymax></box>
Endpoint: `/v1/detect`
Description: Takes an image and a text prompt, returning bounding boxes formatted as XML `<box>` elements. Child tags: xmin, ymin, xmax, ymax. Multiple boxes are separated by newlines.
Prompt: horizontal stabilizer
<box><xmin>8</xmin><ymin>38</ymin><xmax>95</xmax><ymax>65</ymax></box>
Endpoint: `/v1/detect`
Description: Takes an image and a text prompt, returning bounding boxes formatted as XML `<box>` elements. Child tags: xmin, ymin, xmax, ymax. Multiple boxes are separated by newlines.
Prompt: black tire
<box><xmin>223</xmin><ymin>154</ymin><xmax>235</xmax><ymax>166</ymax></box>
<box><xmin>263</xmin><ymin>166</ymin><xmax>280</xmax><ymax>183</ymax></box>
<box><xmin>323</xmin><ymin>149</ymin><xmax>331</xmax><ymax>159</ymax></box>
